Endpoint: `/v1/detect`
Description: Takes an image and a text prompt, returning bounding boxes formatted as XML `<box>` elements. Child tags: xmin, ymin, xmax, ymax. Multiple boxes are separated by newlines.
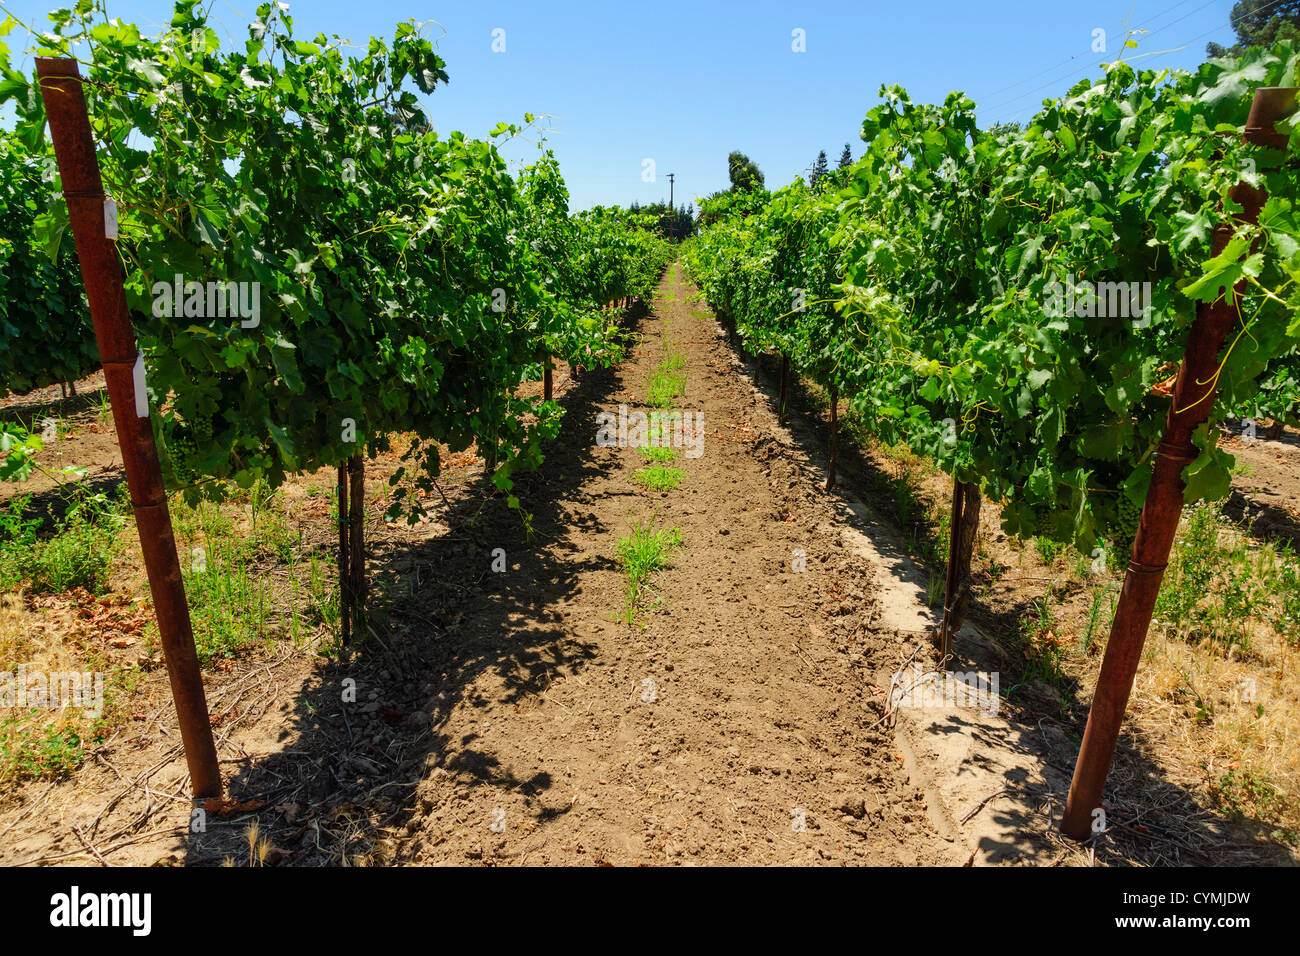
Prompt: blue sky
<box><xmin>1</xmin><ymin>1</ymin><xmax>1240</xmax><ymax>209</ymax></box>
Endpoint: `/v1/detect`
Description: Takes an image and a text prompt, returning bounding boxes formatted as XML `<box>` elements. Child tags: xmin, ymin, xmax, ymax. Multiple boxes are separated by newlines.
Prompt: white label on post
<box><xmin>133</xmin><ymin>351</ymin><xmax>149</xmax><ymax>418</ymax></box>
<box><xmin>103</xmin><ymin>198</ymin><xmax>118</xmax><ymax>239</ymax></box>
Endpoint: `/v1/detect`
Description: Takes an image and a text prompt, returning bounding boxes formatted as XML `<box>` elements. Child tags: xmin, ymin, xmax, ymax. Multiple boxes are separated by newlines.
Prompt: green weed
<box><xmin>0</xmin><ymin>715</ymin><xmax>97</xmax><ymax>781</ymax></box>
<box><xmin>616</xmin><ymin>517</ymin><xmax>683</xmax><ymax>622</ymax></box>
<box><xmin>647</xmin><ymin>367</ymin><xmax>687</xmax><ymax>408</ymax></box>
<box><xmin>1033</xmin><ymin>535</ymin><xmax>1068</xmax><ymax>566</ymax></box>
<box><xmin>1274</xmin><ymin>550</ymin><xmax>1300</xmax><ymax>646</ymax></box>
<box><xmin>1080</xmin><ymin>587</ymin><xmax>1113</xmax><ymax>654</ymax></box>
<box><xmin>1210</xmin><ymin>767</ymin><xmax>1298</xmax><ymax>845</ymax></box>
<box><xmin>660</xmin><ymin>346</ymin><xmax>687</xmax><ymax>372</ymax></box>
<box><xmin>638</xmin><ymin>445</ymin><xmax>677</xmax><ymax>464</ymax></box>
<box><xmin>8</xmin><ymin>486</ymin><xmax>127</xmax><ymax>594</ymax></box>
<box><xmin>182</xmin><ymin>533</ymin><xmax>282</xmax><ymax>664</ymax></box>
<box><xmin>634</xmin><ymin>465</ymin><xmax>684</xmax><ymax>492</ymax></box>
<box><xmin>0</xmin><ymin>495</ymin><xmax>40</xmax><ymax>589</ymax></box>
<box><xmin>1154</xmin><ymin>504</ymin><xmax>1259</xmax><ymax>651</ymax></box>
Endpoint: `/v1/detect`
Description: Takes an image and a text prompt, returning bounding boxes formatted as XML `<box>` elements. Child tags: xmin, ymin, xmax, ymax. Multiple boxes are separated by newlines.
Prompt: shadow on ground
<box><xmin>176</xmin><ymin>304</ymin><xmax>648</xmax><ymax>866</ymax></box>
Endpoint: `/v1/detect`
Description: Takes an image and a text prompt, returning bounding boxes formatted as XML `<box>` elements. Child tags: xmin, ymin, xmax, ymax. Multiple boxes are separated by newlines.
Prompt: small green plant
<box><xmin>307</xmin><ymin>551</ymin><xmax>342</xmax><ymax>637</ymax></box>
<box><xmin>1033</xmin><ymin>535</ymin><xmax>1068</xmax><ymax>566</ymax></box>
<box><xmin>1012</xmin><ymin>598</ymin><xmax>1070</xmax><ymax>704</ymax></box>
<box><xmin>928</xmin><ymin>504</ymin><xmax>952</xmax><ymax>566</ymax></box>
<box><xmin>633</xmin><ymin>465</ymin><xmax>684</xmax><ymax>492</ymax></box>
<box><xmin>15</xmin><ymin>486</ymin><xmax>127</xmax><ymax>594</ymax></box>
<box><xmin>1154</xmin><ymin>505</ymin><xmax>1260</xmax><ymax>651</ymax></box>
<box><xmin>49</xmin><ymin>413</ymin><xmax>72</xmax><ymax>442</ymax></box>
<box><xmin>1</xmin><ymin>424</ymin><xmax>44</xmax><ymax>484</ymax></box>
<box><xmin>1175</xmin><ymin>672</ymin><xmax>1215</xmax><ymax>724</ymax></box>
<box><xmin>0</xmin><ymin>715</ymin><xmax>96</xmax><ymax>781</ymax></box>
<box><xmin>0</xmin><ymin>494</ymin><xmax>40</xmax><ymax>589</ymax></box>
<box><xmin>647</xmin><ymin>367</ymin><xmax>687</xmax><ymax>408</ymax></box>
<box><xmin>1155</xmin><ymin>504</ymin><xmax>1218</xmax><ymax>625</ymax></box>
<box><xmin>245</xmin><ymin>497</ymin><xmax>297</xmax><ymax>563</ymax></box>
<box><xmin>1072</xmin><ymin>551</ymin><xmax>1095</xmax><ymax>580</ymax></box>
<box><xmin>638</xmin><ymin>445</ymin><xmax>677</xmax><ymax>464</ymax></box>
<box><xmin>660</xmin><ymin>346</ymin><xmax>686</xmax><ymax>372</ymax></box>
<box><xmin>1218</xmin><ymin>558</ymin><xmax>1261</xmax><ymax>651</ymax></box>
<box><xmin>1211</xmin><ymin>767</ymin><xmax>1296</xmax><ymax>844</ymax></box>
<box><xmin>926</xmin><ymin>571</ymin><xmax>942</xmax><ymax>607</ymax></box>
<box><xmin>615</xmin><ymin>516</ymin><xmax>683</xmax><ymax>622</ymax></box>
<box><xmin>1079</xmin><ymin>587</ymin><xmax>1110</xmax><ymax>654</ymax></box>
<box><xmin>892</xmin><ymin>473</ymin><xmax>915</xmax><ymax>527</ymax></box>
<box><xmin>182</xmin><ymin>534</ymin><xmax>279</xmax><ymax>664</ymax></box>
<box><xmin>1276</xmin><ymin>550</ymin><xmax>1300</xmax><ymax>646</ymax></box>
<box><xmin>1024</xmin><ymin>598</ymin><xmax>1057</xmax><ymax>643</ymax></box>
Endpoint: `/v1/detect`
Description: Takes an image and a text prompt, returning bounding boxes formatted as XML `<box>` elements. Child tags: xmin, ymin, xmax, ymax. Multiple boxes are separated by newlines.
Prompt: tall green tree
<box><xmin>808</xmin><ymin>149</ymin><xmax>830</xmax><ymax>188</ymax></box>
<box><xmin>1207</xmin><ymin>0</ymin><xmax>1300</xmax><ymax>57</ymax></box>
<box><xmin>727</xmin><ymin>150</ymin><xmax>765</xmax><ymax>192</ymax></box>
<box><xmin>838</xmin><ymin>143</ymin><xmax>852</xmax><ymax>168</ymax></box>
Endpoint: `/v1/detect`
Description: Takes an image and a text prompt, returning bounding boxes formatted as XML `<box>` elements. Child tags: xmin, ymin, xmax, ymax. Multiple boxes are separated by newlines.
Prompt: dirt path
<box><xmin>401</xmin><ymin>264</ymin><xmax>957</xmax><ymax>865</ymax></box>
<box><xmin>1218</xmin><ymin>426</ymin><xmax>1300</xmax><ymax>550</ymax></box>
<box><xmin>2</xmin><ymin>263</ymin><xmax>1292</xmax><ymax>867</ymax></box>
<box><xmin>0</xmin><ymin>263</ymin><xmax>971</xmax><ymax>867</ymax></box>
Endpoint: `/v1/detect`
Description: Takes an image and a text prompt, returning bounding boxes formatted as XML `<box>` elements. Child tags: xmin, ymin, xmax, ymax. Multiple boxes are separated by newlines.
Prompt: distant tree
<box><xmin>838</xmin><ymin>143</ymin><xmax>852</xmax><ymax>168</ymax></box>
<box><xmin>628</xmin><ymin>201</ymin><xmax>695</xmax><ymax>242</ymax></box>
<box><xmin>1206</xmin><ymin>0</ymin><xmax>1300</xmax><ymax>57</ymax></box>
<box><xmin>986</xmin><ymin>120</ymin><xmax>1022</xmax><ymax>137</ymax></box>
<box><xmin>695</xmin><ymin>188</ymin><xmax>770</xmax><ymax>229</ymax></box>
<box><xmin>808</xmin><ymin>149</ymin><xmax>830</xmax><ymax>188</ymax></box>
<box><xmin>727</xmin><ymin>150</ymin><xmax>765</xmax><ymax>192</ymax></box>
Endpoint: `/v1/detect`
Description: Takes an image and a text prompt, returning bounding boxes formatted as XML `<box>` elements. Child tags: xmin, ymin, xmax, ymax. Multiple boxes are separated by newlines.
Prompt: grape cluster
<box><xmin>1109</xmin><ymin>493</ymin><xmax>1142</xmax><ymax>563</ymax></box>
<box><xmin>162</xmin><ymin>416</ymin><xmax>212</xmax><ymax>488</ymax></box>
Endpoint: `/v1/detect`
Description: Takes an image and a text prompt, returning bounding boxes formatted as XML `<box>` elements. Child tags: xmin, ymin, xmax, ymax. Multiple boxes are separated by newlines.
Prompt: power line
<box><xmin>985</xmin><ymin>0</ymin><xmax>1287</xmax><ymax>121</ymax></box>
<box><xmin>1135</xmin><ymin>0</ymin><xmax>1225</xmax><ymax>44</ymax></box>
<box><xmin>972</xmin><ymin>0</ymin><xmax>1206</xmax><ymax>106</ymax></box>
<box><xmin>978</xmin><ymin>0</ymin><xmax>1220</xmax><ymax>116</ymax></box>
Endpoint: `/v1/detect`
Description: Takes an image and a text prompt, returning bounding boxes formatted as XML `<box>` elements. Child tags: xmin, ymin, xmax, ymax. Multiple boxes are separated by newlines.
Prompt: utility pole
<box><xmin>667</xmin><ymin>173</ymin><xmax>675</xmax><ymax>209</ymax></box>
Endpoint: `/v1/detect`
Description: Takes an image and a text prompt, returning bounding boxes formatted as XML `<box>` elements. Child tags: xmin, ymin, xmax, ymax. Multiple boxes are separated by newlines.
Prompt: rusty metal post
<box><xmin>348</xmin><ymin>456</ymin><xmax>365</xmax><ymax>636</ymax></box>
<box><xmin>825</xmin><ymin>383</ymin><xmax>839</xmax><ymax>491</ymax></box>
<box><xmin>543</xmin><ymin>356</ymin><xmax>553</xmax><ymax>402</ymax></box>
<box><xmin>1062</xmin><ymin>87</ymin><xmax>1297</xmax><ymax>841</ymax></box>
<box><xmin>337</xmin><ymin>462</ymin><xmax>350</xmax><ymax>646</ymax></box>
<box><xmin>35</xmin><ymin>58</ymin><xmax>221</xmax><ymax>798</ymax></box>
<box><xmin>778</xmin><ymin>354</ymin><xmax>790</xmax><ymax>422</ymax></box>
<box><xmin>938</xmin><ymin>475</ymin><xmax>964</xmax><ymax>665</ymax></box>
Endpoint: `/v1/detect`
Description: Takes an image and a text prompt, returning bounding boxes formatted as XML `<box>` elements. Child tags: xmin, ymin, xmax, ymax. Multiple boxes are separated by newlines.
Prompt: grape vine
<box><xmin>0</xmin><ymin>1</ymin><xmax>671</xmax><ymax>514</ymax></box>
<box><xmin>685</xmin><ymin>42</ymin><xmax>1300</xmax><ymax>552</ymax></box>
